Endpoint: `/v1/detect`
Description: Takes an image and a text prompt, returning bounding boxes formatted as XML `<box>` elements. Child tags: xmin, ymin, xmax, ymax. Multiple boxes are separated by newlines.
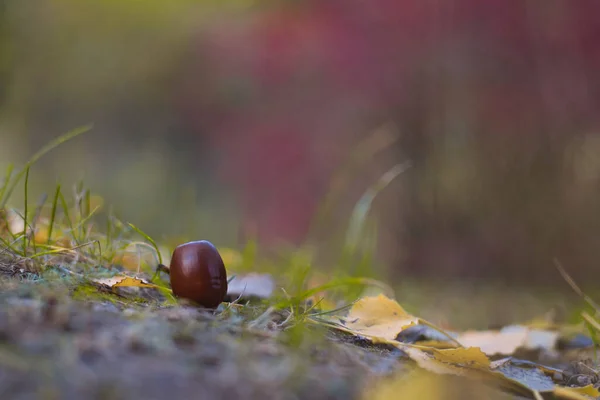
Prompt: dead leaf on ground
<box><xmin>92</xmin><ymin>275</ymin><xmax>159</xmax><ymax>289</ymax></box>
<box><xmin>366</xmin><ymin>345</ymin><xmax>598</xmax><ymax>400</ymax></box>
<box><xmin>363</xmin><ymin>369</ymin><xmax>512</xmax><ymax>400</ymax></box>
<box><xmin>553</xmin><ymin>385</ymin><xmax>600</xmax><ymax>399</ymax></box>
<box><xmin>399</xmin><ymin>346</ymin><xmax>535</xmax><ymax>397</ymax></box>
<box><xmin>318</xmin><ymin>293</ymin><xmax>600</xmax><ymax>399</ymax></box>
<box><xmin>332</xmin><ymin>294</ymin><xmax>420</xmax><ymax>342</ymax></box>
<box><xmin>399</xmin><ymin>345</ymin><xmax>593</xmax><ymax>398</ymax></box>
<box><xmin>433</xmin><ymin>347</ymin><xmax>491</xmax><ymax>369</ymax></box>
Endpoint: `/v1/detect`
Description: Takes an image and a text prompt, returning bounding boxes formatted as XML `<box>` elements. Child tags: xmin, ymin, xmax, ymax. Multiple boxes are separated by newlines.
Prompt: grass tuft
<box><xmin>0</xmin><ymin>124</ymin><xmax>93</xmax><ymax>209</ymax></box>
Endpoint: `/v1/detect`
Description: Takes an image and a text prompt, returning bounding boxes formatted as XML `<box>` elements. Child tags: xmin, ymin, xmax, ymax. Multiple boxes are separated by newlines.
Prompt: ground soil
<box><xmin>0</xmin><ymin>271</ymin><xmax>407</xmax><ymax>400</ymax></box>
<box><xmin>0</xmin><ymin>256</ymin><xmax>593</xmax><ymax>400</ymax></box>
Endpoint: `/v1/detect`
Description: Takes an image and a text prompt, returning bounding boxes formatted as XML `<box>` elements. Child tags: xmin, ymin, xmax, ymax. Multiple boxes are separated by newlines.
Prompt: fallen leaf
<box><xmin>315</xmin><ymin>293</ymin><xmax>599</xmax><ymax>399</ymax></box>
<box><xmin>400</xmin><ymin>345</ymin><xmax>544</xmax><ymax>398</ymax></box>
<box><xmin>553</xmin><ymin>385</ymin><xmax>600</xmax><ymax>399</ymax></box>
<box><xmin>433</xmin><ymin>347</ymin><xmax>490</xmax><ymax>369</ymax></box>
<box><xmin>363</xmin><ymin>369</ymin><xmax>510</xmax><ymax>400</ymax></box>
<box><xmin>491</xmin><ymin>358</ymin><xmax>555</xmax><ymax>392</ymax></box>
<box><xmin>93</xmin><ymin>276</ymin><xmax>159</xmax><ymax>289</ymax></box>
<box><xmin>337</xmin><ymin>294</ymin><xmax>420</xmax><ymax>341</ymax></box>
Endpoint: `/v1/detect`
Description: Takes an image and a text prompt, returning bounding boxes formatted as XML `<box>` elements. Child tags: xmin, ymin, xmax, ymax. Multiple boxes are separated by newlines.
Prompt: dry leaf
<box><xmin>433</xmin><ymin>347</ymin><xmax>491</xmax><ymax>369</ymax></box>
<box><xmin>363</xmin><ymin>369</ymin><xmax>511</xmax><ymax>400</ymax></box>
<box><xmin>93</xmin><ymin>276</ymin><xmax>159</xmax><ymax>289</ymax></box>
<box><xmin>337</xmin><ymin>294</ymin><xmax>419</xmax><ymax>341</ymax></box>
<box><xmin>400</xmin><ymin>345</ymin><xmax>545</xmax><ymax>397</ymax></box>
<box><xmin>315</xmin><ymin>294</ymin><xmax>598</xmax><ymax>399</ymax></box>
<box><xmin>402</xmin><ymin>346</ymin><xmax>472</xmax><ymax>377</ymax></box>
<box><xmin>553</xmin><ymin>385</ymin><xmax>600</xmax><ymax>399</ymax></box>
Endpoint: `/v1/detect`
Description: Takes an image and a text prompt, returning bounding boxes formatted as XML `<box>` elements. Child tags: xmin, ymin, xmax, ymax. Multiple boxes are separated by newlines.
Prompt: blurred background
<box><xmin>1</xmin><ymin>0</ymin><xmax>600</xmax><ymax>288</ymax></box>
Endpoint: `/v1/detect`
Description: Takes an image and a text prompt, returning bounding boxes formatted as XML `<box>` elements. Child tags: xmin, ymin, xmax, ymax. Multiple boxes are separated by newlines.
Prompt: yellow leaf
<box><xmin>400</xmin><ymin>346</ymin><xmax>534</xmax><ymax>398</ymax></box>
<box><xmin>553</xmin><ymin>385</ymin><xmax>600</xmax><ymax>399</ymax></box>
<box><xmin>94</xmin><ymin>276</ymin><xmax>159</xmax><ymax>289</ymax></box>
<box><xmin>112</xmin><ymin>276</ymin><xmax>159</xmax><ymax>288</ymax></box>
<box><xmin>363</xmin><ymin>370</ymin><xmax>445</xmax><ymax>400</ymax></box>
<box><xmin>402</xmin><ymin>347</ymin><xmax>470</xmax><ymax>377</ymax></box>
<box><xmin>432</xmin><ymin>347</ymin><xmax>491</xmax><ymax>369</ymax></box>
<box><xmin>413</xmin><ymin>340</ymin><xmax>456</xmax><ymax>350</ymax></box>
<box><xmin>363</xmin><ymin>369</ymin><xmax>510</xmax><ymax>400</ymax></box>
<box><xmin>341</xmin><ymin>294</ymin><xmax>419</xmax><ymax>341</ymax></box>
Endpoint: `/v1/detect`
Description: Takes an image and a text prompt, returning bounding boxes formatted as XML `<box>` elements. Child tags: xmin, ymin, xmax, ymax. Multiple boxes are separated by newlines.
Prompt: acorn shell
<box><xmin>169</xmin><ymin>240</ymin><xmax>228</xmax><ymax>308</ymax></box>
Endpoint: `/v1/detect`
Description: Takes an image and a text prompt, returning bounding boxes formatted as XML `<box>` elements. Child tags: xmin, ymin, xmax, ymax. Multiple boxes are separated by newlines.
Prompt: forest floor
<box><xmin>0</xmin><ymin>260</ymin><xmax>405</xmax><ymax>400</ymax></box>
<box><xmin>1</xmin><ymin>255</ymin><xmax>593</xmax><ymax>400</ymax></box>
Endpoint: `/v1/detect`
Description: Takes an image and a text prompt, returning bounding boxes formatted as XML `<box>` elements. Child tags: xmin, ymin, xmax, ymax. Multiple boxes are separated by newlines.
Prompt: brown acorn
<box><xmin>168</xmin><ymin>240</ymin><xmax>228</xmax><ymax>308</ymax></box>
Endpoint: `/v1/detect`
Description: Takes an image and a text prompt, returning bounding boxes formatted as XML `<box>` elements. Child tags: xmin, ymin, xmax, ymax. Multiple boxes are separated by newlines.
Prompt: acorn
<box><xmin>167</xmin><ymin>240</ymin><xmax>228</xmax><ymax>308</ymax></box>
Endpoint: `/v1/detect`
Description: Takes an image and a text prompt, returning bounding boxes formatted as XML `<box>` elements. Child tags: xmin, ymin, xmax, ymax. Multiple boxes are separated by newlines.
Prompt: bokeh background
<box><xmin>1</xmin><ymin>0</ymin><xmax>600</xmax><ymax>288</ymax></box>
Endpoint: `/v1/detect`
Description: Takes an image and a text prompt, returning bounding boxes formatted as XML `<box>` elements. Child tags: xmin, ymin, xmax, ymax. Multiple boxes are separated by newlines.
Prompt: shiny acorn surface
<box><xmin>169</xmin><ymin>240</ymin><xmax>228</xmax><ymax>308</ymax></box>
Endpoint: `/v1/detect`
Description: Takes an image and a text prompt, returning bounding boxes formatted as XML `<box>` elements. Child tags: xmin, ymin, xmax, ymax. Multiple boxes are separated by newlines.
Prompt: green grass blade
<box><xmin>105</xmin><ymin>206</ymin><xmax>114</xmax><ymax>257</ymax></box>
<box><xmin>306</xmin><ymin>124</ymin><xmax>399</xmax><ymax>242</ymax></box>
<box><xmin>308</xmin><ymin>302</ymin><xmax>356</xmax><ymax>317</ymax></box>
<box><xmin>0</xmin><ymin>163</ymin><xmax>14</xmax><ymax>206</ymax></box>
<box><xmin>300</xmin><ymin>276</ymin><xmax>394</xmax><ymax>303</ymax></box>
<box><xmin>71</xmin><ymin>206</ymin><xmax>101</xmax><ymax>236</ymax></box>
<box><xmin>9</xmin><ymin>208</ymin><xmax>30</xmax><ymax>257</ymax></box>
<box><xmin>0</xmin><ymin>233</ymin><xmax>15</xmax><ymax>252</ymax></box>
<box><xmin>58</xmin><ymin>190</ymin><xmax>77</xmax><ymax>245</ymax></box>
<box><xmin>555</xmin><ymin>258</ymin><xmax>600</xmax><ymax>311</ymax></box>
<box><xmin>22</xmin><ymin>166</ymin><xmax>30</xmax><ymax>256</ymax></box>
<box><xmin>47</xmin><ymin>185</ymin><xmax>61</xmax><ymax>245</ymax></box>
<box><xmin>345</xmin><ymin>161</ymin><xmax>411</xmax><ymax>252</ymax></box>
<box><xmin>0</xmin><ymin>233</ymin><xmax>25</xmax><ymax>257</ymax></box>
<box><xmin>30</xmin><ymin>193</ymin><xmax>48</xmax><ymax>256</ymax></box>
<box><xmin>75</xmin><ymin>181</ymin><xmax>85</xmax><ymax>239</ymax></box>
<box><xmin>127</xmin><ymin>222</ymin><xmax>163</xmax><ymax>266</ymax></box>
<box><xmin>0</xmin><ymin>124</ymin><xmax>93</xmax><ymax>208</ymax></box>
<box><xmin>84</xmin><ymin>189</ymin><xmax>91</xmax><ymax>220</ymax></box>
<box><xmin>30</xmin><ymin>240</ymin><xmax>99</xmax><ymax>259</ymax></box>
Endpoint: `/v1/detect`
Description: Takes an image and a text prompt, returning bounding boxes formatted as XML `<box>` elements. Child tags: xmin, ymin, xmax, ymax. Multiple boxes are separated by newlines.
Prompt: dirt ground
<box><xmin>0</xmin><ymin>254</ymin><xmax>591</xmax><ymax>400</ymax></box>
<box><xmin>0</xmin><ymin>271</ymin><xmax>410</xmax><ymax>400</ymax></box>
